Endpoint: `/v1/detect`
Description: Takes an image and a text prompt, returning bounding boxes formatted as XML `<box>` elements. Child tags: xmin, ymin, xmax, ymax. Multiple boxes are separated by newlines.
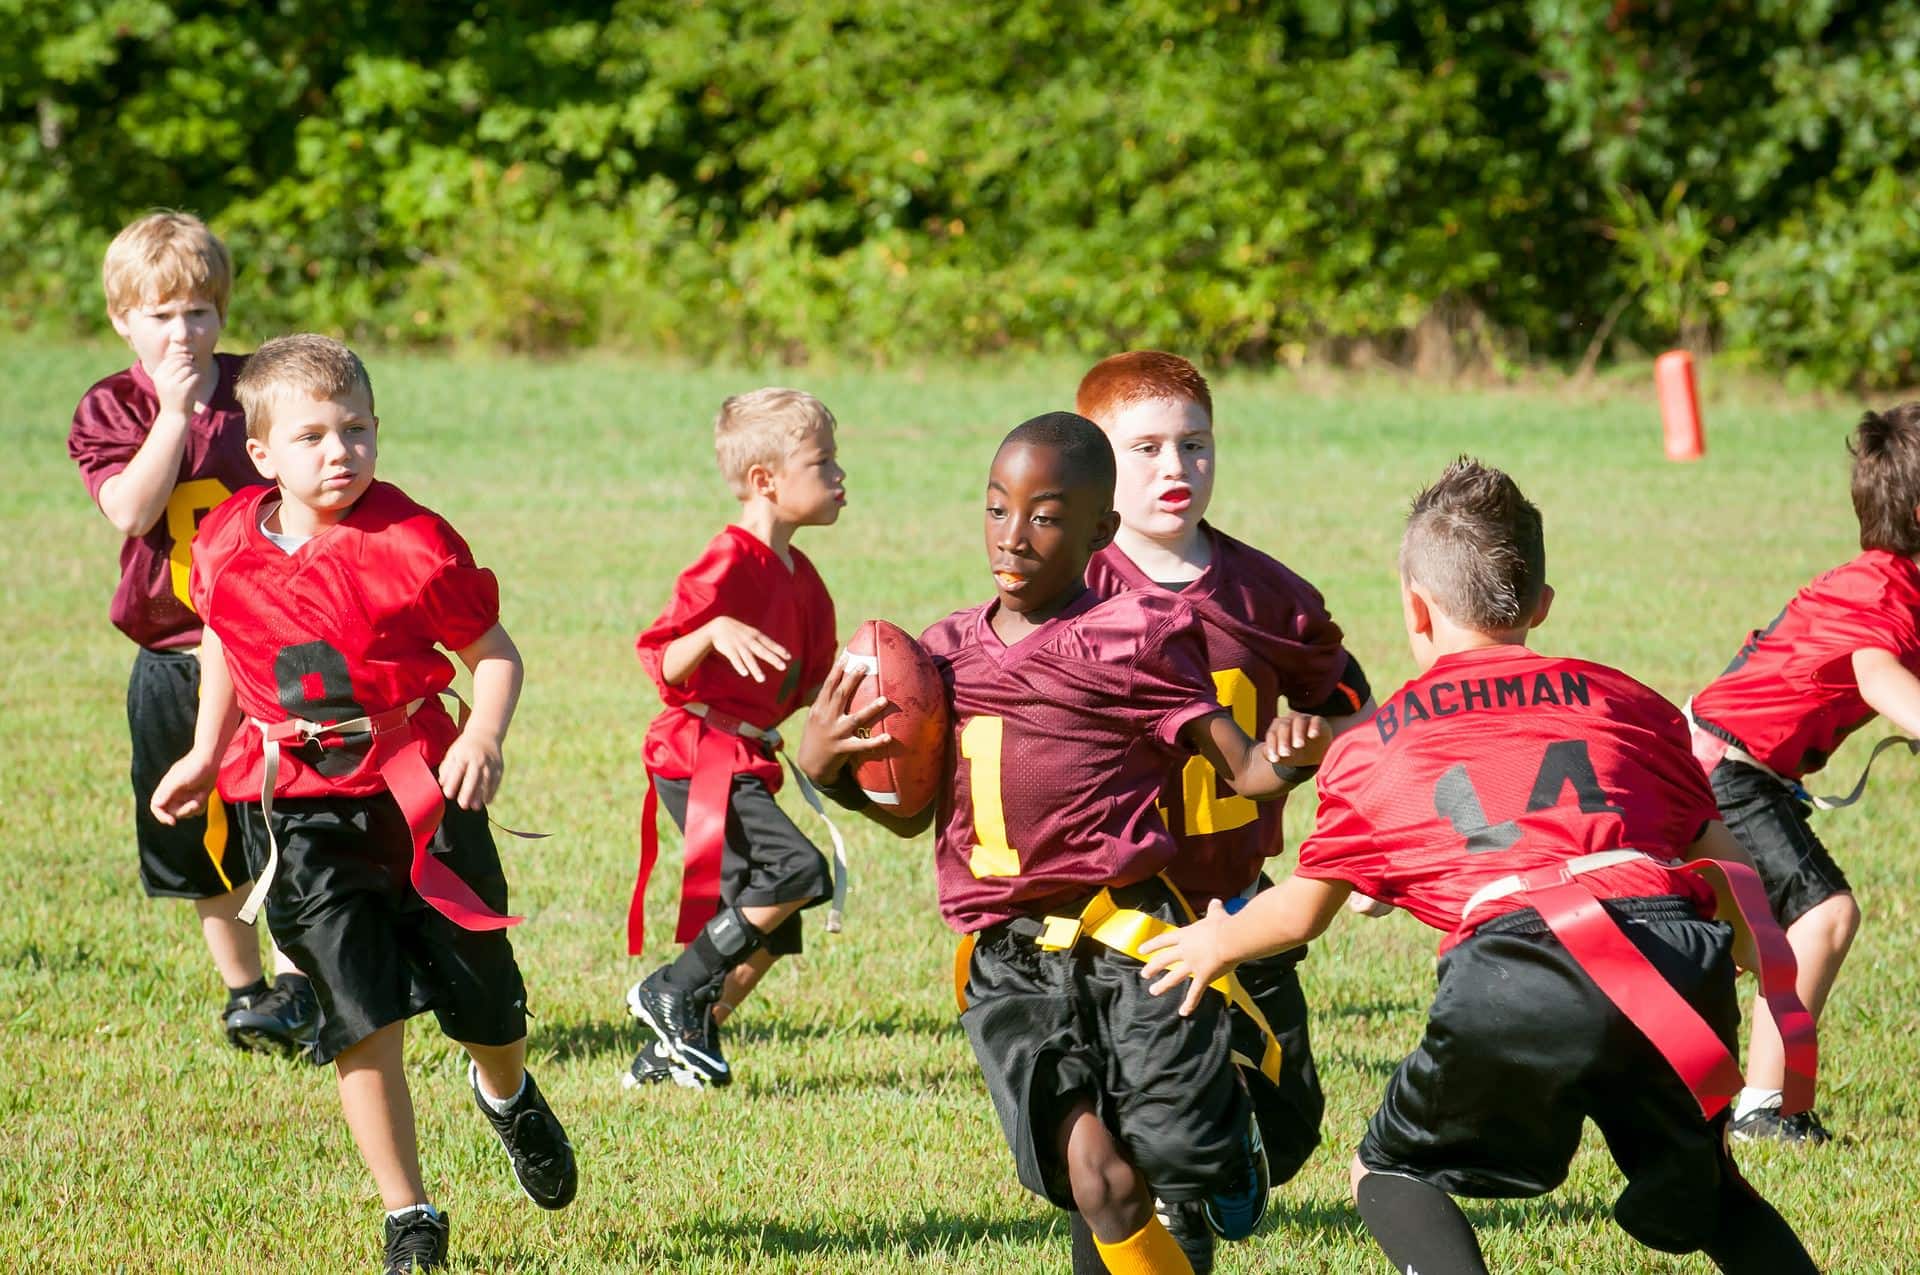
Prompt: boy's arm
<box><xmin>150</xmin><ymin>627</ymin><xmax>244</xmax><ymax>824</ymax></box>
<box><xmin>1138</xmin><ymin>875</ymin><xmax>1353</xmax><ymax>1016</ymax></box>
<box><xmin>660</xmin><ymin>616</ymin><xmax>792</xmax><ymax>686</ymax></box>
<box><xmin>92</xmin><ymin>357</ymin><xmax>212</xmax><ymax>537</ymax></box>
<box><xmin>794</xmin><ymin>659</ymin><xmax>935</xmax><ymax>837</ymax></box>
<box><xmin>439</xmin><ymin>622</ymin><xmax>522</xmax><ymax>810</ymax></box>
<box><xmin>1851</xmin><ymin>647</ymin><xmax>1920</xmax><ymax>737</ymax></box>
<box><xmin>1183</xmin><ymin>709</ymin><xmax>1330</xmax><ymax>800</ymax></box>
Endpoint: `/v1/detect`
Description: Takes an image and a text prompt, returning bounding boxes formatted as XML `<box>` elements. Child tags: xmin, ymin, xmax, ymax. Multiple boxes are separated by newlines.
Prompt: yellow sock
<box><xmin>1092</xmin><ymin>1216</ymin><xmax>1193</xmax><ymax>1275</ymax></box>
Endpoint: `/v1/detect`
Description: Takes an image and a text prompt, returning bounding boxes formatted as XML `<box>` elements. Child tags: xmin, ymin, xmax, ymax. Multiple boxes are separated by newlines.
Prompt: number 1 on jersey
<box><xmin>960</xmin><ymin>715</ymin><xmax>1022</xmax><ymax>878</ymax></box>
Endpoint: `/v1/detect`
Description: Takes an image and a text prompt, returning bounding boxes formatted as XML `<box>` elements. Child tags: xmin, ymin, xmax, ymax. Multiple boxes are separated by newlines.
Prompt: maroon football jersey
<box><xmin>919</xmin><ymin>588</ymin><xmax>1223</xmax><ymax>933</ymax></box>
<box><xmin>636</xmin><ymin>525</ymin><xmax>838</xmax><ymax>790</ymax></box>
<box><xmin>67</xmin><ymin>353</ymin><xmax>266</xmax><ymax>650</ymax></box>
<box><xmin>1087</xmin><ymin>523</ymin><xmax>1358</xmax><ymax>901</ymax></box>
<box><xmin>1295</xmin><ymin>645</ymin><xmax>1718</xmax><ymax>950</ymax></box>
<box><xmin>1691</xmin><ymin>550</ymin><xmax>1920</xmax><ymax>780</ymax></box>
<box><xmin>190</xmin><ymin>482</ymin><xmax>500</xmax><ymax>801</ymax></box>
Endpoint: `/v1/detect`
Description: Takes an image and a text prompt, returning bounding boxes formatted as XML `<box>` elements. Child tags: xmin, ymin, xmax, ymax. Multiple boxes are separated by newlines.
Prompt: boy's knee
<box><xmin>1794</xmin><ymin>891</ymin><xmax>1860</xmax><ymax>955</ymax></box>
<box><xmin>1348</xmin><ymin>1154</ymin><xmax>1369</xmax><ymax>1202</ymax></box>
<box><xmin>1066</xmin><ymin>1137</ymin><xmax>1142</xmax><ymax>1219</ymax></box>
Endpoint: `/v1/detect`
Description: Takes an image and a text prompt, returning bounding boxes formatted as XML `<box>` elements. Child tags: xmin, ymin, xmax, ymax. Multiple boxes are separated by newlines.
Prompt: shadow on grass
<box><xmin>662</xmin><ymin>1210</ymin><xmax>1058</xmax><ymax>1260</ymax></box>
<box><xmin>533</xmin><ymin>1005</ymin><xmax>959</xmax><ymax>1064</ymax></box>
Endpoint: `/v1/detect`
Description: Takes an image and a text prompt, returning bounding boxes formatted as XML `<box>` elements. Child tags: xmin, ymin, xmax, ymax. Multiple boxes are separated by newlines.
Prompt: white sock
<box><xmin>470</xmin><ymin>1060</ymin><xmax>526</xmax><ymax>1113</ymax></box>
<box><xmin>1734</xmin><ymin>1086</ymin><xmax>1783</xmax><ymax>1120</ymax></box>
<box><xmin>386</xmin><ymin>1202</ymin><xmax>439</xmax><ymax>1222</ymax></box>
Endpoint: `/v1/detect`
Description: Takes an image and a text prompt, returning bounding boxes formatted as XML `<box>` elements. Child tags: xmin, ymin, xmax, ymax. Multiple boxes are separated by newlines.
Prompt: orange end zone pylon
<box><xmin>1656</xmin><ymin>349</ymin><xmax>1704</xmax><ymax>462</ymax></box>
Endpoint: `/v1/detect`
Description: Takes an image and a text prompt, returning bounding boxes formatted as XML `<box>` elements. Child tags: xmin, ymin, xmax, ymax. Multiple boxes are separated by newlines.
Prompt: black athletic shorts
<box><xmin>1710</xmin><ymin>758</ymin><xmax>1851</xmax><ymax>927</ymax></box>
<box><xmin>128</xmin><ymin>646</ymin><xmax>250</xmax><ymax>899</ymax></box>
<box><xmin>960</xmin><ymin>878</ymin><xmax>1251</xmax><ymax>1209</ymax></box>
<box><xmin>1232</xmin><ymin>941</ymin><xmax>1323</xmax><ymax>1185</ymax></box>
<box><xmin>234</xmin><ymin>797</ymin><xmax>527</xmax><ymax>1065</ymax></box>
<box><xmin>655</xmin><ymin>773</ymin><xmax>831</xmax><ymax>956</ymax></box>
<box><xmin>1359</xmin><ymin>896</ymin><xmax>1747</xmax><ymax>1252</ymax></box>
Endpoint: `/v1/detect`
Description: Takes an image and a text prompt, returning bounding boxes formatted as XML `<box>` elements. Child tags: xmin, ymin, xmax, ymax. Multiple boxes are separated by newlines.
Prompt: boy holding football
<box><xmin>1075</xmin><ymin>351</ymin><xmax>1375</xmax><ymax>1271</ymax></box>
<box><xmin>150</xmin><ymin>335</ymin><xmax>576</xmax><ymax>1273</ymax></box>
<box><xmin>1689</xmin><ymin>404</ymin><xmax>1920</xmax><ymax>1144</ymax></box>
<box><xmin>799</xmin><ymin>411</ymin><xmax>1326</xmax><ymax>1275</ymax></box>
<box><xmin>66</xmin><ymin>211</ymin><xmax>314</xmax><ymax>1055</ymax></box>
<box><xmin>623</xmin><ymin>388</ymin><xmax>845</xmax><ymax>1090</ymax></box>
<box><xmin>1139</xmin><ymin>459</ymin><xmax>1818</xmax><ymax>1275</ymax></box>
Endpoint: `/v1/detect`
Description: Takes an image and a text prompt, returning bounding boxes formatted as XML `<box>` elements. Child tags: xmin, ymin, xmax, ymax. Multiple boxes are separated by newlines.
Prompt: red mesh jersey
<box><xmin>67</xmin><ymin>354</ymin><xmax>267</xmax><ymax>649</ymax></box>
<box><xmin>1690</xmin><ymin>550</ymin><xmax>1920</xmax><ymax>781</ymax></box>
<box><xmin>190</xmin><ymin>482</ymin><xmax>500</xmax><ymax>802</ymax></box>
<box><xmin>919</xmin><ymin>588</ymin><xmax>1223</xmax><ymax>933</ymax></box>
<box><xmin>1296</xmin><ymin>645</ymin><xmax>1718</xmax><ymax>951</ymax></box>
<box><xmin>636</xmin><ymin>525</ymin><xmax>838</xmax><ymax>790</ymax></box>
<box><xmin>1087</xmin><ymin>523</ymin><xmax>1356</xmax><ymax>901</ymax></box>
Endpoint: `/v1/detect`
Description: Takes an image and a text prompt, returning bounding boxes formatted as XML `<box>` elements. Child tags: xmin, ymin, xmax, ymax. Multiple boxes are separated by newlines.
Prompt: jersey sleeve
<box><xmin>407</xmin><ymin>513</ymin><xmax>501</xmax><ymax>651</ymax></box>
<box><xmin>635</xmin><ymin>535</ymin><xmax>742</xmax><ymax>693</ymax></box>
<box><xmin>187</xmin><ymin>495</ymin><xmax>249</xmax><ymax>618</ymax></box>
<box><xmin>1292</xmin><ymin>756</ymin><xmax>1386</xmax><ymax>895</ymax></box>
<box><xmin>1130</xmin><ymin>610</ymin><xmax>1228</xmax><ymax>749</ymax></box>
<box><xmin>67</xmin><ymin>382</ymin><xmax>145</xmax><ymax>503</ymax></box>
<box><xmin>1267</xmin><ymin>580</ymin><xmax>1356</xmax><ymax>710</ymax></box>
<box><xmin>1822</xmin><ymin>579</ymin><xmax>1920</xmax><ymax>660</ymax></box>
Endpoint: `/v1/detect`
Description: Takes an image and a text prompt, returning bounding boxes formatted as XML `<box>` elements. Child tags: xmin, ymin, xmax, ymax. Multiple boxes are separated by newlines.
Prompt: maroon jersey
<box><xmin>1295</xmin><ymin>645</ymin><xmax>1718</xmax><ymax>951</ymax></box>
<box><xmin>920</xmin><ymin>588</ymin><xmax>1223</xmax><ymax>933</ymax></box>
<box><xmin>1086</xmin><ymin>523</ymin><xmax>1359</xmax><ymax>901</ymax></box>
<box><xmin>67</xmin><ymin>353</ymin><xmax>266</xmax><ymax>650</ymax></box>
<box><xmin>636</xmin><ymin>525</ymin><xmax>838</xmax><ymax>790</ymax></box>
<box><xmin>190</xmin><ymin>482</ymin><xmax>500</xmax><ymax>802</ymax></box>
<box><xmin>1690</xmin><ymin>550</ymin><xmax>1920</xmax><ymax>781</ymax></box>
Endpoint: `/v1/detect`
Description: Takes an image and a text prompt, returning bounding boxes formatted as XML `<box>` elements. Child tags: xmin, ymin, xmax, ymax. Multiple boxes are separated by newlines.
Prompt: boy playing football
<box><xmin>1139</xmin><ymin>459</ymin><xmax>1818</xmax><ymax>1275</ymax></box>
<box><xmin>150</xmin><ymin>335</ymin><xmax>576</xmax><ymax>1273</ymax></box>
<box><xmin>799</xmin><ymin>411</ymin><xmax>1325</xmax><ymax>1275</ymax></box>
<box><xmin>624</xmin><ymin>388</ymin><xmax>845</xmax><ymax>1089</ymax></box>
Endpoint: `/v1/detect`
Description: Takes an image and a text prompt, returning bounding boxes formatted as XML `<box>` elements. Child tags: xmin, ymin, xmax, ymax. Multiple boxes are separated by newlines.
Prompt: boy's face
<box><xmin>110</xmin><ymin>293</ymin><xmax>222</xmax><ymax>377</ymax></box>
<box><xmin>984</xmin><ymin>441</ymin><xmax>1119</xmax><ymax>617</ymax></box>
<box><xmin>768</xmin><ymin>424</ymin><xmax>847</xmax><ymax>527</ymax></box>
<box><xmin>1100</xmin><ymin>396</ymin><xmax>1214</xmax><ymax>543</ymax></box>
<box><xmin>245</xmin><ymin>386</ymin><xmax>379</xmax><ymax>522</ymax></box>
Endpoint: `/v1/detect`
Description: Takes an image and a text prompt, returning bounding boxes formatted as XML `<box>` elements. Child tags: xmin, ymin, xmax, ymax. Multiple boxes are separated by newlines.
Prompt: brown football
<box><xmin>842</xmin><ymin>619</ymin><xmax>950</xmax><ymax>818</ymax></box>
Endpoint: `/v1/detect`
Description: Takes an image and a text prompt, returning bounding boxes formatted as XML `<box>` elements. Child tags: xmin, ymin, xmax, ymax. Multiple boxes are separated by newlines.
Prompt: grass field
<box><xmin>5</xmin><ymin>342</ymin><xmax>1916</xmax><ymax>1272</ymax></box>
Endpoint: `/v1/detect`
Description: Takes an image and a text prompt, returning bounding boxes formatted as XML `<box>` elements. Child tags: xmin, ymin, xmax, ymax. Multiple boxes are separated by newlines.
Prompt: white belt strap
<box><xmin>1460</xmin><ymin>849</ymin><xmax>1655</xmax><ymax>924</ymax></box>
<box><xmin>1685</xmin><ymin>698</ymin><xmax>1918</xmax><ymax>811</ymax></box>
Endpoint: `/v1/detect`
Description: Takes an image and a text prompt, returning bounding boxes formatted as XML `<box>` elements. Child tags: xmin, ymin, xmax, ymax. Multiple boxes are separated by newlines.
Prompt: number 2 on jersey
<box><xmin>1173</xmin><ymin>668</ymin><xmax>1258</xmax><ymax>836</ymax></box>
<box><xmin>960</xmin><ymin>715</ymin><xmax>1021</xmax><ymax>878</ymax></box>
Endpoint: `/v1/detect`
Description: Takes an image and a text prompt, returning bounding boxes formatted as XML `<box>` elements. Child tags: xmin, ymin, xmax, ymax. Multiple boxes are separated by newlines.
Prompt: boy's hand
<box><xmin>438</xmin><ymin>731</ymin><xmax>504</xmax><ymax>810</ymax></box>
<box><xmin>151</xmin><ymin>350</ymin><xmax>212</xmax><ymax>423</ymax></box>
<box><xmin>1347</xmin><ymin>892</ymin><xmax>1396</xmax><ymax>918</ymax></box>
<box><xmin>1262</xmin><ymin>711</ymin><xmax>1331</xmax><ymax>768</ymax></box>
<box><xmin>1138</xmin><ymin>900</ymin><xmax>1234</xmax><ymax>1018</ymax></box>
<box><xmin>795</xmin><ymin>658</ymin><xmax>894</xmax><ymax>785</ymax></box>
<box><xmin>706</xmin><ymin>616</ymin><xmax>790</xmax><ymax>684</ymax></box>
<box><xmin>150</xmin><ymin>751</ymin><xmax>220</xmax><ymax>825</ymax></box>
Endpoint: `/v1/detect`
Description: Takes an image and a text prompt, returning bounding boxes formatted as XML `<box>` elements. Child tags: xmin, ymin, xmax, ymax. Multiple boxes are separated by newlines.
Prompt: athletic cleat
<box><xmin>1154</xmin><ymin>1198</ymin><xmax>1217</xmax><ymax>1273</ymax></box>
<box><xmin>622</xmin><ymin>1038</ymin><xmax>699</xmax><ymax>1090</ymax></box>
<box><xmin>1201</xmin><ymin>1114</ymin><xmax>1270</xmax><ymax>1240</ymax></box>
<box><xmin>223</xmin><ymin>979</ymin><xmax>318</xmax><ymax>1058</ymax></box>
<box><xmin>471</xmin><ymin>1068</ymin><xmax>578</xmax><ymax>1209</ymax></box>
<box><xmin>383</xmin><ymin>1206</ymin><xmax>449</xmax><ymax>1273</ymax></box>
<box><xmin>1731</xmin><ymin>1105</ymin><xmax>1833</xmax><ymax>1146</ymax></box>
<box><xmin>628</xmin><ymin>969</ymin><xmax>731</xmax><ymax>1087</ymax></box>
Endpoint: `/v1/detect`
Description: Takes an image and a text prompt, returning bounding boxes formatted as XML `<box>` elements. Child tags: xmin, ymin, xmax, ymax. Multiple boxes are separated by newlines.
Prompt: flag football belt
<box><xmin>949</xmin><ymin>881</ymin><xmax>1285</xmax><ymax>1088</ymax></box>
<box><xmin>1685</xmin><ymin>698</ymin><xmax>1919</xmax><ymax>811</ymax></box>
<box><xmin>1460</xmin><ymin>849</ymin><xmax>1816</xmax><ymax>1119</ymax></box>
<box><xmin>237</xmin><ymin>695</ymin><xmax>536</xmax><ymax>934</ymax></box>
<box><xmin>628</xmin><ymin>702</ymin><xmax>850</xmax><ymax>955</ymax></box>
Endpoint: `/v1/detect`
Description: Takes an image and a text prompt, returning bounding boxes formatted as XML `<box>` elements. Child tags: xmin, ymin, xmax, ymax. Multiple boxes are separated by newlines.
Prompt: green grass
<box><xmin>5</xmin><ymin>342</ymin><xmax>1915</xmax><ymax>1272</ymax></box>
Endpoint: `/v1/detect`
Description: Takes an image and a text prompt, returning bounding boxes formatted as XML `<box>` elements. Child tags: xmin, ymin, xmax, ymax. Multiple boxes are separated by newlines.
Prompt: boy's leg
<box><xmin>711</xmin><ymin>948</ymin><xmax>776</xmax><ymax>1026</ymax></box>
<box><xmin>1352</xmin><ymin>1162</ymin><xmax>1488</xmax><ymax>1275</ymax></box>
<box><xmin>1744</xmin><ymin>891</ymin><xmax>1857</xmax><ymax>1087</ymax></box>
<box><xmin>195</xmin><ymin>886</ymin><xmax>265</xmax><ymax>987</ymax></box>
<box><xmin>218</xmin><ymin>804</ymin><xmax>319</xmax><ymax>1056</ymax></box>
<box><xmin>465</xmin><ymin>1036</ymin><xmax>577</xmax><ymax>1210</ymax></box>
<box><xmin>336</xmin><ymin>1021</ymin><xmax>428</xmax><ymax>1210</ymax></box>
<box><xmin>1056</xmin><ymin>1101</ymin><xmax>1193</xmax><ymax>1274</ymax></box>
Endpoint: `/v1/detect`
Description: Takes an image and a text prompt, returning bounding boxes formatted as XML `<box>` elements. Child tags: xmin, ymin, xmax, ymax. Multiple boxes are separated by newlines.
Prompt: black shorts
<box><xmin>1232</xmin><ymin>942</ymin><xmax>1322</xmax><ymax>1185</ymax></box>
<box><xmin>235</xmin><ymin>797</ymin><xmax>528</xmax><ymax>1065</ymax></box>
<box><xmin>960</xmin><ymin>879</ymin><xmax>1251</xmax><ymax>1209</ymax></box>
<box><xmin>1710</xmin><ymin>759</ymin><xmax>1851</xmax><ymax>926</ymax></box>
<box><xmin>1359</xmin><ymin>896</ymin><xmax>1746</xmax><ymax>1252</ymax></box>
<box><xmin>656</xmin><ymin>773</ymin><xmax>831</xmax><ymax>957</ymax></box>
<box><xmin>128</xmin><ymin>647</ymin><xmax>251</xmax><ymax>899</ymax></box>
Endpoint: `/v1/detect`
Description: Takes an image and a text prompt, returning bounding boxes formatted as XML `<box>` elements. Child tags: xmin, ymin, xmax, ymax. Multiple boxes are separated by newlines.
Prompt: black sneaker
<box><xmin>1201</xmin><ymin>1114</ymin><xmax>1269</xmax><ymax>1240</ymax></box>
<box><xmin>621</xmin><ymin>1038</ymin><xmax>695</xmax><ymax>1089</ymax></box>
<box><xmin>1155</xmin><ymin>1198</ymin><xmax>1218</xmax><ymax>1274</ymax></box>
<box><xmin>1731</xmin><ymin>1105</ymin><xmax>1833</xmax><ymax>1146</ymax></box>
<box><xmin>471</xmin><ymin>1067</ymin><xmax>578</xmax><ymax>1209</ymax></box>
<box><xmin>383</xmin><ymin>1206</ymin><xmax>448</xmax><ymax>1273</ymax></box>
<box><xmin>223</xmin><ymin>979</ymin><xmax>318</xmax><ymax>1058</ymax></box>
<box><xmin>627</xmin><ymin>969</ymin><xmax>730</xmax><ymax>1087</ymax></box>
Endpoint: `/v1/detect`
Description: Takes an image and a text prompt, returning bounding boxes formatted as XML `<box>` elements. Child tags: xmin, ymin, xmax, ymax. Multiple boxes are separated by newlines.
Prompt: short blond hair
<box><xmin>102</xmin><ymin>211</ymin><xmax>233</xmax><ymax>319</ymax></box>
<box><xmin>235</xmin><ymin>334</ymin><xmax>375</xmax><ymax>441</ymax></box>
<box><xmin>714</xmin><ymin>388</ymin><xmax>836</xmax><ymax>497</ymax></box>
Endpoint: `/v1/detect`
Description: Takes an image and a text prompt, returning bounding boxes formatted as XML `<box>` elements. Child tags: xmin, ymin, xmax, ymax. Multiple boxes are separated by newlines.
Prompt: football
<box><xmin>841</xmin><ymin>619</ymin><xmax>950</xmax><ymax>818</ymax></box>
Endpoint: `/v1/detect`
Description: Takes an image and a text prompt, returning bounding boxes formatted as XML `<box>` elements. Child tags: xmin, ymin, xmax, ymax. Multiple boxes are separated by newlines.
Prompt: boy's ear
<box><xmin>1402</xmin><ymin>577</ymin><xmax>1435</xmax><ymax>639</ymax></box>
<box><xmin>1529</xmin><ymin>583</ymin><xmax>1555</xmax><ymax>630</ymax></box>
<box><xmin>745</xmin><ymin>460</ymin><xmax>777</xmax><ymax>500</ymax></box>
<box><xmin>245</xmin><ymin>436</ymin><xmax>275</xmax><ymax>480</ymax></box>
<box><xmin>108</xmin><ymin>309</ymin><xmax>131</xmax><ymax>341</ymax></box>
<box><xmin>1089</xmin><ymin>508</ymin><xmax>1121</xmax><ymax>552</ymax></box>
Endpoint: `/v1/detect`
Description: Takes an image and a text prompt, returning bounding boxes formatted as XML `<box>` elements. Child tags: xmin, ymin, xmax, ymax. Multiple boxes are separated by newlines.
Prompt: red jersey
<box><xmin>919</xmin><ymin>588</ymin><xmax>1223</xmax><ymax>933</ymax></box>
<box><xmin>67</xmin><ymin>354</ymin><xmax>267</xmax><ymax>649</ymax></box>
<box><xmin>1295</xmin><ymin>645</ymin><xmax>1718</xmax><ymax>951</ymax></box>
<box><xmin>1086</xmin><ymin>523</ymin><xmax>1360</xmax><ymax>901</ymax></box>
<box><xmin>636</xmin><ymin>526</ymin><xmax>838</xmax><ymax>789</ymax></box>
<box><xmin>1690</xmin><ymin>550</ymin><xmax>1920</xmax><ymax>781</ymax></box>
<box><xmin>190</xmin><ymin>482</ymin><xmax>501</xmax><ymax>802</ymax></box>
